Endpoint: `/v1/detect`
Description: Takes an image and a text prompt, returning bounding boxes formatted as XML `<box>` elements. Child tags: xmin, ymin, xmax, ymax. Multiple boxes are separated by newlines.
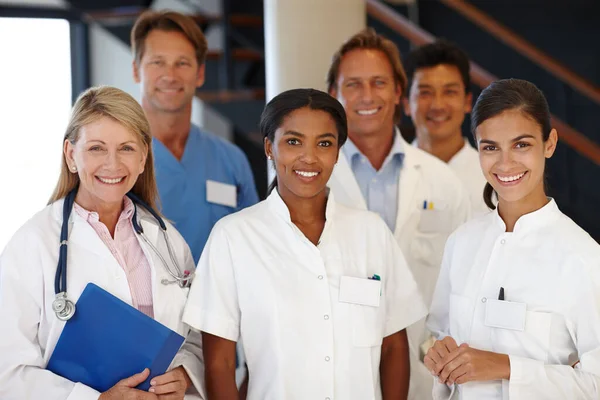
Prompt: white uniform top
<box><xmin>0</xmin><ymin>198</ymin><xmax>204</xmax><ymax>400</ymax></box>
<box><xmin>330</xmin><ymin>130</ymin><xmax>471</xmax><ymax>400</ymax></box>
<box><xmin>427</xmin><ymin>199</ymin><xmax>600</xmax><ymax>400</ymax></box>
<box><xmin>447</xmin><ymin>139</ymin><xmax>489</xmax><ymax>217</ymax></box>
<box><xmin>183</xmin><ymin>190</ymin><xmax>427</xmax><ymax>400</ymax></box>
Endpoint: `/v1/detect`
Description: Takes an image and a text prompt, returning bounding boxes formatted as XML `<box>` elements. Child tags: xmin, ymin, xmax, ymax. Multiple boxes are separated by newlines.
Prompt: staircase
<box><xmin>367</xmin><ymin>0</ymin><xmax>600</xmax><ymax>241</ymax></box>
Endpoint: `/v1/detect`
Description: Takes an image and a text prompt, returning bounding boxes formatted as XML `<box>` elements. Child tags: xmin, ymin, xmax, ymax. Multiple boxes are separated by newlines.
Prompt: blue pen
<box><xmin>423</xmin><ymin>200</ymin><xmax>427</xmax><ymax>210</ymax></box>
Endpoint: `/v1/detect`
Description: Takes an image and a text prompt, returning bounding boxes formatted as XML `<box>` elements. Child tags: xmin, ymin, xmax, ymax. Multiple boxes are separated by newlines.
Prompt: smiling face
<box><xmin>264</xmin><ymin>107</ymin><xmax>340</xmax><ymax>201</ymax></box>
<box><xmin>64</xmin><ymin>116</ymin><xmax>147</xmax><ymax>211</ymax></box>
<box><xmin>330</xmin><ymin>49</ymin><xmax>401</xmax><ymax>139</ymax></box>
<box><xmin>405</xmin><ymin>64</ymin><xmax>472</xmax><ymax>143</ymax></box>
<box><xmin>133</xmin><ymin>29</ymin><xmax>205</xmax><ymax>115</ymax></box>
<box><xmin>476</xmin><ymin>109</ymin><xmax>557</xmax><ymax>208</ymax></box>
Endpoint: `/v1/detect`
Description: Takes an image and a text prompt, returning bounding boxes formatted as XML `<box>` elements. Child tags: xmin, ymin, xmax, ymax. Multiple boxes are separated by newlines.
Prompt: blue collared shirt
<box><xmin>342</xmin><ymin>130</ymin><xmax>404</xmax><ymax>231</ymax></box>
<box><xmin>153</xmin><ymin>125</ymin><xmax>259</xmax><ymax>263</ymax></box>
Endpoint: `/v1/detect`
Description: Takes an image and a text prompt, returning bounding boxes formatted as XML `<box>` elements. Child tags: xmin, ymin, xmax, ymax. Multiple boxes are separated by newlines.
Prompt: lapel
<box><xmin>327</xmin><ymin>151</ymin><xmax>367</xmax><ymax>210</ymax></box>
<box><xmin>50</xmin><ymin>199</ymin><xmax>131</xmax><ymax>303</ymax></box>
<box><xmin>51</xmin><ymin>199</ymin><xmax>114</xmax><ymax>261</ymax></box>
<box><xmin>394</xmin><ymin>137</ymin><xmax>423</xmax><ymax>234</ymax></box>
<box><xmin>135</xmin><ymin>214</ymin><xmax>163</xmax><ymax>313</ymax></box>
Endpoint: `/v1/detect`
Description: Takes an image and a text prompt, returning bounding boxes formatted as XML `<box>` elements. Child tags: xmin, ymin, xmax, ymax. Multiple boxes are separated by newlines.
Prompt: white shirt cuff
<box><xmin>67</xmin><ymin>382</ymin><xmax>100</xmax><ymax>400</ymax></box>
<box><xmin>508</xmin><ymin>355</ymin><xmax>543</xmax><ymax>390</ymax></box>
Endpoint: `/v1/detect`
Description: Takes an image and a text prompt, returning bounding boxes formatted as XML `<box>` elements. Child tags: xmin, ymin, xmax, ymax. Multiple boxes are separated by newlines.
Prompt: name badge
<box><xmin>484</xmin><ymin>299</ymin><xmax>526</xmax><ymax>331</ymax></box>
<box><xmin>206</xmin><ymin>180</ymin><xmax>237</xmax><ymax>208</ymax></box>
<box><xmin>339</xmin><ymin>276</ymin><xmax>381</xmax><ymax>307</ymax></box>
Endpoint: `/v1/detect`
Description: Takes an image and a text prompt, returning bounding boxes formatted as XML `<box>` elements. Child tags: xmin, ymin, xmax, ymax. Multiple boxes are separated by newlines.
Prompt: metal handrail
<box><xmin>366</xmin><ymin>0</ymin><xmax>600</xmax><ymax>165</ymax></box>
<box><xmin>439</xmin><ymin>0</ymin><xmax>600</xmax><ymax>106</ymax></box>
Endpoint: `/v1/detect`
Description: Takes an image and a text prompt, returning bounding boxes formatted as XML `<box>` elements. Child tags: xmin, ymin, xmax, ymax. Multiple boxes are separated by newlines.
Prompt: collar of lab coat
<box><xmin>266</xmin><ymin>187</ymin><xmax>336</xmax><ymax>225</ymax></box>
<box><xmin>396</xmin><ymin>127</ymin><xmax>424</xmax><ymax>170</ymax></box>
<box><xmin>344</xmin><ymin>127</ymin><xmax>405</xmax><ymax>167</ymax></box>
<box><xmin>51</xmin><ymin>196</ymin><xmax>161</xmax><ymax>248</ymax></box>
<box><xmin>336</xmin><ymin>126</ymin><xmax>423</xmax><ymax>179</ymax></box>
<box><xmin>447</xmin><ymin>139</ymin><xmax>477</xmax><ymax>167</ymax></box>
<box><xmin>412</xmin><ymin>137</ymin><xmax>475</xmax><ymax>165</ymax></box>
<box><xmin>492</xmin><ymin>198</ymin><xmax>560</xmax><ymax>234</ymax></box>
<box><xmin>328</xmin><ymin>127</ymin><xmax>423</xmax><ymax>232</ymax></box>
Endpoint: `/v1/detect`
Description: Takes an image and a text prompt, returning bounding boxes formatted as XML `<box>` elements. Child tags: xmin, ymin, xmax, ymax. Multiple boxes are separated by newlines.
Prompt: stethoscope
<box><xmin>52</xmin><ymin>188</ymin><xmax>193</xmax><ymax>321</ymax></box>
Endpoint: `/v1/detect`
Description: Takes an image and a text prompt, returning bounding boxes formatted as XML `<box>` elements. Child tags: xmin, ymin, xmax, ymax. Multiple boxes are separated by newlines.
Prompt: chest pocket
<box><xmin>418</xmin><ymin>208</ymin><xmax>454</xmax><ymax>233</ymax></box>
<box><xmin>492</xmin><ymin>310</ymin><xmax>552</xmax><ymax>362</ymax></box>
<box><xmin>352</xmin><ymin>304</ymin><xmax>384</xmax><ymax>347</ymax></box>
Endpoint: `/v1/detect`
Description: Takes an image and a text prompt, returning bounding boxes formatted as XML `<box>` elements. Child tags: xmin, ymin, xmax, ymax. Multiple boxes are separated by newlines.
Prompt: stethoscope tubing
<box><xmin>53</xmin><ymin>188</ymin><xmax>192</xmax><ymax>321</ymax></box>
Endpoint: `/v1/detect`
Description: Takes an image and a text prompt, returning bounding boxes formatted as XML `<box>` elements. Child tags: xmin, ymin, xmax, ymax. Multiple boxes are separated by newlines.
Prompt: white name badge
<box><xmin>339</xmin><ymin>276</ymin><xmax>381</xmax><ymax>307</ymax></box>
<box><xmin>484</xmin><ymin>299</ymin><xmax>526</xmax><ymax>331</ymax></box>
<box><xmin>206</xmin><ymin>180</ymin><xmax>237</xmax><ymax>208</ymax></box>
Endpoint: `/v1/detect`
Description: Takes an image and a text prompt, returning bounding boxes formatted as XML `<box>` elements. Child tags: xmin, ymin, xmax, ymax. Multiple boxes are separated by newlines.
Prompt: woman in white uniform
<box><xmin>424</xmin><ymin>78</ymin><xmax>600</xmax><ymax>399</ymax></box>
<box><xmin>0</xmin><ymin>87</ymin><xmax>204</xmax><ymax>400</ymax></box>
<box><xmin>182</xmin><ymin>88</ymin><xmax>427</xmax><ymax>399</ymax></box>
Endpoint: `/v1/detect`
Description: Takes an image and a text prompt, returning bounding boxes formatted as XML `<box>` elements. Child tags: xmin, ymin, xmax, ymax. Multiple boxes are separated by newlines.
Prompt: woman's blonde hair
<box><xmin>49</xmin><ymin>86</ymin><xmax>158</xmax><ymax>209</ymax></box>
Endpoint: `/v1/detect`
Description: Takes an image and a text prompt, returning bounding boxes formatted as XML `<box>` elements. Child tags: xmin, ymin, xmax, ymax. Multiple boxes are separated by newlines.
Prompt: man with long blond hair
<box><xmin>326</xmin><ymin>28</ymin><xmax>471</xmax><ymax>399</ymax></box>
<box><xmin>131</xmin><ymin>10</ymin><xmax>258</xmax><ymax>264</ymax></box>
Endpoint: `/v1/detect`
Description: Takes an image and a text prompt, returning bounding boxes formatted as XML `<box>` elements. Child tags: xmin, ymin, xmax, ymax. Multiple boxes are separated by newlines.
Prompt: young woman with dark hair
<box><xmin>424</xmin><ymin>79</ymin><xmax>600</xmax><ymax>399</ymax></box>
<box><xmin>183</xmin><ymin>88</ymin><xmax>426</xmax><ymax>400</ymax></box>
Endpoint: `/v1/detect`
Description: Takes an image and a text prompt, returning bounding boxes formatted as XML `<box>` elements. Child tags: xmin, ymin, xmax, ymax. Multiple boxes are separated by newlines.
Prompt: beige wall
<box><xmin>264</xmin><ymin>0</ymin><xmax>366</xmax><ymax>101</ymax></box>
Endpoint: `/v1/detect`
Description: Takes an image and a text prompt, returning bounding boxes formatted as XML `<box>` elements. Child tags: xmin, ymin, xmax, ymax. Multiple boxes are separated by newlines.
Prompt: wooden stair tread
<box><xmin>196</xmin><ymin>88</ymin><xmax>265</xmax><ymax>103</ymax></box>
<box><xmin>206</xmin><ymin>48</ymin><xmax>263</xmax><ymax>62</ymax></box>
<box><xmin>86</xmin><ymin>8</ymin><xmax>262</xmax><ymax>28</ymax></box>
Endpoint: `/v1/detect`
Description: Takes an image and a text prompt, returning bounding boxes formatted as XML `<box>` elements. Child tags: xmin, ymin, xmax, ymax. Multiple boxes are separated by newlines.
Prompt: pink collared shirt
<box><xmin>73</xmin><ymin>197</ymin><xmax>154</xmax><ymax>317</ymax></box>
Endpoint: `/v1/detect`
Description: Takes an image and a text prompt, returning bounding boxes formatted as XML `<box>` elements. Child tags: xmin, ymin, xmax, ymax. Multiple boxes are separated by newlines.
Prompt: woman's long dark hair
<box><xmin>471</xmin><ymin>78</ymin><xmax>552</xmax><ymax>210</ymax></box>
<box><xmin>260</xmin><ymin>88</ymin><xmax>348</xmax><ymax>194</ymax></box>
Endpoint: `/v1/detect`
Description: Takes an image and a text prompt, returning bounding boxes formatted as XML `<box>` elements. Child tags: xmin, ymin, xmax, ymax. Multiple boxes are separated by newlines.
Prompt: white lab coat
<box><xmin>0</xmin><ymin>198</ymin><xmax>205</xmax><ymax>400</ymax></box>
<box><xmin>328</xmin><ymin>131</ymin><xmax>471</xmax><ymax>400</ymax></box>
<box><xmin>183</xmin><ymin>190</ymin><xmax>427</xmax><ymax>400</ymax></box>
<box><xmin>427</xmin><ymin>199</ymin><xmax>600</xmax><ymax>399</ymax></box>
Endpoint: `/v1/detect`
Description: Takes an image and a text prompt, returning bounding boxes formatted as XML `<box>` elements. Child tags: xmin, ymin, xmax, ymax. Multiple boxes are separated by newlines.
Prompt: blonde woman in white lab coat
<box><xmin>0</xmin><ymin>87</ymin><xmax>203</xmax><ymax>400</ymax></box>
<box><xmin>425</xmin><ymin>78</ymin><xmax>600</xmax><ymax>399</ymax></box>
<box><xmin>183</xmin><ymin>88</ymin><xmax>427</xmax><ymax>400</ymax></box>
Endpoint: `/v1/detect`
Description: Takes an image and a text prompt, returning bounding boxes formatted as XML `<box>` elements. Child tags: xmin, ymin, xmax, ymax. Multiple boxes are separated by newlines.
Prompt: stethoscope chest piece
<box><xmin>53</xmin><ymin>292</ymin><xmax>76</xmax><ymax>321</ymax></box>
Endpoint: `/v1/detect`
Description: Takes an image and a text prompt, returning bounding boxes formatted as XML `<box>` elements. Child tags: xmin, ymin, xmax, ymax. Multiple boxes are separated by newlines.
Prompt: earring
<box><xmin>267</xmin><ymin>155</ymin><xmax>272</xmax><ymax>160</ymax></box>
<box><xmin>71</xmin><ymin>166</ymin><xmax>77</xmax><ymax>172</ymax></box>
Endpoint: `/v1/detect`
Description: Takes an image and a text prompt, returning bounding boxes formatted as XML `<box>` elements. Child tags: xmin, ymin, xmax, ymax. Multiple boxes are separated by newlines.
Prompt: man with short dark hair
<box><xmin>404</xmin><ymin>39</ymin><xmax>488</xmax><ymax>215</ymax></box>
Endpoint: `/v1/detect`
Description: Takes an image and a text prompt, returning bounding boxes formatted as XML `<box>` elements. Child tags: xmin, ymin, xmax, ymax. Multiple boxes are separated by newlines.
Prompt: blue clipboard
<box><xmin>47</xmin><ymin>283</ymin><xmax>185</xmax><ymax>392</ymax></box>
